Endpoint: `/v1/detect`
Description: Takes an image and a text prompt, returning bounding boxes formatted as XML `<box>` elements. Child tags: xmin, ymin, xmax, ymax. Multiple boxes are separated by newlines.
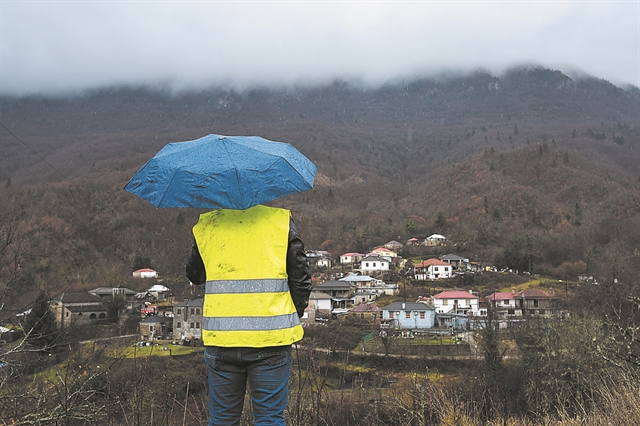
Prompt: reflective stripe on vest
<box><xmin>193</xmin><ymin>205</ymin><xmax>303</xmax><ymax>348</ymax></box>
<box><xmin>205</xmin><ymin>279</ymin><xmax>289</xmax><ymax>294</ymax></box>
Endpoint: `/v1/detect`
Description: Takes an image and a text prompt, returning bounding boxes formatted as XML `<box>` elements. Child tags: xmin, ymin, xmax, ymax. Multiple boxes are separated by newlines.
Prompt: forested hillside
<box><xmin>1</xmin><ymin>66</ymin><xmax>639</xmax><ymax>313</ymax></box>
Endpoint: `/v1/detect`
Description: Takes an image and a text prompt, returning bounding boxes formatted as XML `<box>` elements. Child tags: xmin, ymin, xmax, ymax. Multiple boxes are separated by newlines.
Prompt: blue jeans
<box><xmin>204</xmin><ymin>345</ymin><xmax>292</xmax><ymax>426</ymax></box>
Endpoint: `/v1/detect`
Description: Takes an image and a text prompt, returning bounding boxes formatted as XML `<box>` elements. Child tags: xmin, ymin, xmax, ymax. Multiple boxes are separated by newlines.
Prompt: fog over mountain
<box><xmin>1</xmin><ymin>1</ymin><xmax>638</xmax><ymax>96</ymax></box>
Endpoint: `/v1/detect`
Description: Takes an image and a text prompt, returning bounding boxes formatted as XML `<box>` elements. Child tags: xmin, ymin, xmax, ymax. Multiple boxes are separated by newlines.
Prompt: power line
<box><xmin>0</xmin><ymin>148</ymin><xmax>56</xmax><ymax>190</ymax></box>
<box><xmin>0</xmin><ymin>122</ymin><xmax>68</xmax><ymax>182</ymax></box>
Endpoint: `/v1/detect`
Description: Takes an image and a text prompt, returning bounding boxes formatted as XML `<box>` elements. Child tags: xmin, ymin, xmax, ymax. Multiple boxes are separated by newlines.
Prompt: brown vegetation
<box><xmin>0</xmin><ymin>67</ymin><xmax>639</xmax><ymax>424</ymax></box>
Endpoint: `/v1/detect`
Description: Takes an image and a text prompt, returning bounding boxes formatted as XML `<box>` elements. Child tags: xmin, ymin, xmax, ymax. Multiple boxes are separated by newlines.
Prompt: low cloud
<box><xmin>1</xmin><ymin>1</ymin><xmax>637</xmax><ymax>96</ymax></box>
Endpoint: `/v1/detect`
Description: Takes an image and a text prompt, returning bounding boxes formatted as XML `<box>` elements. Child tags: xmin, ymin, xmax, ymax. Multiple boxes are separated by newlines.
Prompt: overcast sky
<box><xmin>1</xmin><ymin>1</ymin><xmax>638</xmax><ymax>96</ymax></box>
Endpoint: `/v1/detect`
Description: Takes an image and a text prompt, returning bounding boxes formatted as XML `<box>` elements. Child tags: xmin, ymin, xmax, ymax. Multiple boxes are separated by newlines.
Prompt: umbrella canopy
<box><xmin>124</xmin><ymin>134</ymin><xmax>316</xmax><ymax>209</ymax></box>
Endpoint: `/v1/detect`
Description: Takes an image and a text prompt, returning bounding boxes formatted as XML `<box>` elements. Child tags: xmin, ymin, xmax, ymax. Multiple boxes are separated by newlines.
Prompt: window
<box><xmin>507</xmin><ymin>309</ymin><xmax>515</xmax><ymax>315</ymax></box>
<box><xmin>90</xmin><ymin>313</ymin><xmax>97</xmax><ymax>319</ymax></box>
<box><xmin>99</xmin><ymin>313</ymin><xmax>106</xmax><ymax>319</ymax></box>
<box><xmin>365</xmin><ymin>263</ymin><xmax>369</xmax><ymax>267</ymax></box>
<box><xmin>373</xmin><ymin>263</ymin><xmax>377</xmax><ymax>268</ymax></box>
<box><xmin>176</xmin><ymin>308</ymin><xmax>182</xmax><ymax>315</ymax></box>
<box><xmin>196</xmin><ymin>322</ymin><xmax>201</xmax><ymax>329</ymax></box>
<box><xmin>389</xmin><ymin>312</ymin><xmax>394</xmax><ymax>319</ymax></box>
<box><xmin>176</xmin><ymin>322</ymin><xmax>182</xmax><ymax>329</ymax></box>
<box><xmin>190</xmin><ymin>322</ymin><xmax>195</xmax><ymax>328</ymax></box>
<box><xmin>406</xmin><ymin>312</ymin><xmax>411</xmax><ymax>319</ymax></box>
<box><xmin>443</xmin><ymin>299</ymin><xmax>448</xmax><ymax>305</ymax></box>
<box><xmin>190</xmin><ymin>308</ymin><xmax>195</xmax><ymax>315</ymax></box>
<box><xmin>150</xmin><ymin>325</ymin><xmax>154</xmax><ymax>331</ymax></box>
<box><xmin>434</xmin><ymin>267</ymin><xmax>439</xmax><ymax>271</ymax></box>
<box><xmin>196</xmin><ymin>308</ymin><xmax>201</xmax><ymax>315</ymax></box>
<box><xmin>533</xmin><ymin>300</ymin><xmax>539</xmax><ymax>307</ymax></box>
<box><xmin>420</xmin><ymin>312</ymin><xmax>425</xmax><ymax>319</ymax></box>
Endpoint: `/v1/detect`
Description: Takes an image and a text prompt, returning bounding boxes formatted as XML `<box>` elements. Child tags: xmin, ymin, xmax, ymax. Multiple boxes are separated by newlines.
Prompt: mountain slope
<box><xmin>0</xmin><ymin>67</ymin><xmax>638</xmax><ymax>312</ymax></box>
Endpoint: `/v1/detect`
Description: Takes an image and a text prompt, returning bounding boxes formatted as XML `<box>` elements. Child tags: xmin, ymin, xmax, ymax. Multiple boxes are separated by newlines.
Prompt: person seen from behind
<box><xmin>186</xmin><ymin>204</ymin><xmax>311</xmax><ymax>425</ymax></box>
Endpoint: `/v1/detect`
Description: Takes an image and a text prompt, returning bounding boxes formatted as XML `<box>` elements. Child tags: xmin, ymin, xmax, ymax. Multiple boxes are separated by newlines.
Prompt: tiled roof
<box><xmin>351</xmin><ymin>303</ymin><xmax>382</xmax><ymax>312</ymax></box>
<box><xmin>361</xmin><ymin>255</ymin><xmax>387</xmax><ymax>262</ymax></box>
<box><xmin>514</xmin><ymin>288</ymin><xmax>557</xmax><ymax>299</ymax></box>
<box><xmin>309</xmin><ymin>291</ymin><xmax>333</xmax><ymax>299</ymax></box>
<box><xmin>427</xmin><ymin>234</ymin><xmax>446</xmax><ymax>240</ymax></box>
<box><xmin>174</xmin><ymin>298</ymin><xmax>204</xmax><ymax>308</ymax></box>
<box><xmin>415</xmin><ymin>258</ymin><xmax>449</xmax><ymax>268</ymax></box>
<box><xmin>314</xmin><ymin>281</ymin><xmax>352</xmax><ymax>290</ymax></box>
<box><xmin>486</xmin><ymin>292</ymin><xmax>514</xmax><ymax>300</ymax></box>
<box><xmin>340</xmin><ymin>273</ymin><xmax>374</xmax><ymax>282</ymax></box>
<box><xmin>65</xmin><ymin>305</ymin><xmax>107</xmax><ymax>313</ymax></box>
<box><xmin>383</xmin><ymin>302</ymin><xmax>434</xmax><ymax>311</ymax></box>
<box><xmin>89</xmin><ymin>287</ymin><xmax>137</xmax><ymax>295</ymax></box>
<box><xmin>52</xmin><ymin>292</ymin><xmax>103</xmax><ymax>304</ymax></box>
<box><xmin>433</xmin><ymin>291</ymin><xmax>478</xmax><ymax>299</ymax></box>
<box><xmin>141</xmin><ymin>315</ymin><xmax>170</xmax><ymax>323</ymax></box>
<box><xmin>440</xmin><ymin>254</ymin><xmax>467</xmax><ymax>261</ymax></box>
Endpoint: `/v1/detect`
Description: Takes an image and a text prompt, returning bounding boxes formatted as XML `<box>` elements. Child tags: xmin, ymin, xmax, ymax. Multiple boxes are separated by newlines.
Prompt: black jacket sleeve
<box><xmin>185</xmin><ymin>217</ymin><xmax>312</xmax><ymax>318</ymax></box>
<box><xmin>186</xmin><ymin>242</ymin><xmax>206</xmax><ymax>285</ymax></box>
<box><xmin>286</xmin><ymin>218</ymin><xmax>312</xmax><ymax>318</ymax></box>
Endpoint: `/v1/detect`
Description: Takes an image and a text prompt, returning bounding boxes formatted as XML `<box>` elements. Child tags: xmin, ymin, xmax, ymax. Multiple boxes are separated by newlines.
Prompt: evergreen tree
<box><xmin>24</xmin><ymin>290</ymin><xmax>58</xmax><ymax>351</ymax></box>
<box><xmin>435</xmin><ymin>211</ymin><xmax>447</xmax><ymax>230</ymax></box>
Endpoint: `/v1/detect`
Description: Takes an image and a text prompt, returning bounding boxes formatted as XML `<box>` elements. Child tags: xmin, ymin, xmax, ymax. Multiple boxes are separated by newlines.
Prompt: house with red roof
<box><xmin>513</xmin><ymin>288</ymin><xmax>559</xmax><ymax>317</ymax></box>
<box><xmin>430</xmin><ymin>290</ymin><xmax>479</xmax><ymax>315</ymax></box>
<box><xmin>132</xmin><ymin>268</ymin><xmax>158</xmax><ymax>279</ymax></box>
<box><xmin>486</xmin><ymin>288</ymin><xmax>559</xmax><ymax>317</ymax></box>
<box><xmin>414</xmin><ymin>258</ymin><xmax>452</xmax><ymax>280</ymax></box>
<box><xmin>340</xmin><ymin>252</ymin><xmax>364</xmax><ymax>264</ymax></box>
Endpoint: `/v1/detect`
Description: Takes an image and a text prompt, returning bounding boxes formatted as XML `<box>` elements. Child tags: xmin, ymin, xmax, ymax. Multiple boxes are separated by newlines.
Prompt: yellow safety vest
<box><xmin>193</xmin><ymin>205</ymin><xmax>303</xmax><ymax>347</ymax></box>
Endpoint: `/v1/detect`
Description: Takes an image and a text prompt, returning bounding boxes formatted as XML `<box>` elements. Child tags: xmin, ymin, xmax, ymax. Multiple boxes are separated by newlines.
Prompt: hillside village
<box><xmin>1</xmin><ymin>233</ymin><xmax>564</xmax><ymax>350</ymax></box>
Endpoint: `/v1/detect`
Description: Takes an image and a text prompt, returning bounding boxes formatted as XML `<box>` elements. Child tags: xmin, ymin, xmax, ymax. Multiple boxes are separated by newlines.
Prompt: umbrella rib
<box><xmin>222</xmin><ymin>139</ymin><xmax>245</xmax><ymax>209</ymax></box>
<box><xmin>156</xmin><ymin>168</ymin><xmax>180</xmax><ymax>208</ymax></box>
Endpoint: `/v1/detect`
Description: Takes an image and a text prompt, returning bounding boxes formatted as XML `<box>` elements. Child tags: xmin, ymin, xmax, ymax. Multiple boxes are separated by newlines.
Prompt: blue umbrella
<box><xmin>124</xmin><ymin>134</ymin><xmax>316</xmax><ymax>209</ymax></box>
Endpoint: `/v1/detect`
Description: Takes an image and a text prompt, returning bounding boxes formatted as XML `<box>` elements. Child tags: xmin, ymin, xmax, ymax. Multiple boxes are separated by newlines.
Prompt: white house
<box><xmin>340</xmin><ymin>252</ymin><xmax>364</xmax><ymax>264</ymax></box>
<box><xmin>315</xmin><ymin>256</ymin><xmax>332</xmax><ymax>268</ymax></box>
<box><xmin>133</xmin><ymin>268</ymin><xmax>158</xmax><ymax>278</ymax></box>
<box><xmin>486</xmin><ymin>292</ymin><xmax>517</xmax><ymax>312</ymax></box>
<box><xmin>414</xmin><ymin>258</ymin><xmax>452</xmax><ymax>280</ymax></box>
<box><xmin>148</xmin><ymin>284</ymin><xmax>172</xmax><ymax>301</ymax></box>
<box><xmin>429</xmin><ymin>291</ymin><xmax>480</xmax><ymax>315</ymax></box>
<box><xmin>424</xmin><ymin>234</ymin><xmax>447</xmax><ymax>247</ymax></box>
<box><xmin>360</xmin><ymin>255</ymin><xmax>390</xmax><ymax>275</ymax></box>
<box><xmin>309</xmin><ymin>291</ymin><xmax>333</xmax><ymax>312</ymax></box>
